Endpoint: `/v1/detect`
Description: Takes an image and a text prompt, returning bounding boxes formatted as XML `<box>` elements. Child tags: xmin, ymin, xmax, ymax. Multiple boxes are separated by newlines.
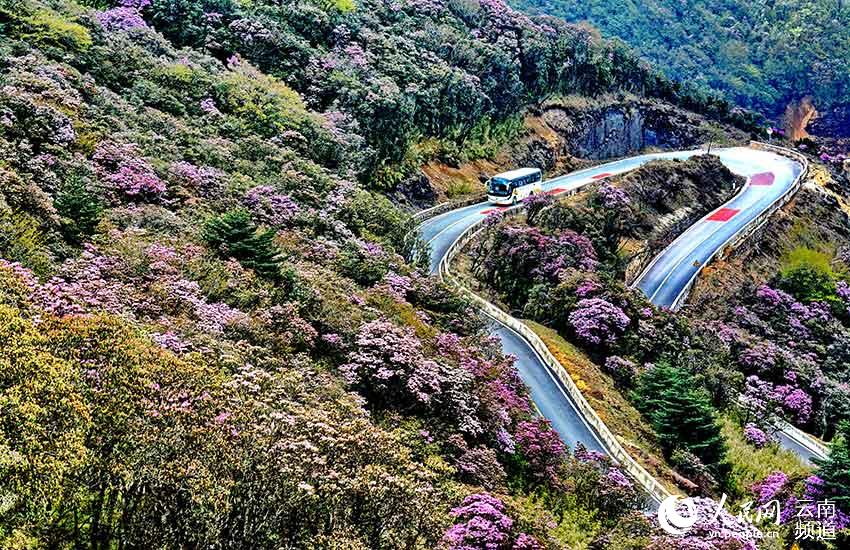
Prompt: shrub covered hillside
<box><xmin>512</xmin><ymin>0</ymin><xmax>850</xmax><ymax>130</ymax></box>
<box><xmin>69</xmin><ymin>0</ymin><xmax>762</xmax><ymax>191</ymax></box>
<box><xmin>468</xmin><ymin>161</ymin><xmax>850</xmax><ymax>547</ymax></box>
<box><xmin>0</xmin><ymin>0</ymin><xmax>724</xmax><ymax>548</ymax></box>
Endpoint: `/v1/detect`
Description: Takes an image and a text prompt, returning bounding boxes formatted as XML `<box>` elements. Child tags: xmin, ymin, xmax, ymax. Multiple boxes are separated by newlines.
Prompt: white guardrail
<box><xmin>431</xmin><ymin>142</ymin><xmax>817</xmax><ymax>502</ymax></box>
<box><xmin>435</xmin><ymin>195</ymin><xmax>674</xmax><ymax>504</ymax></box>
<box><xmin>778</xmin><ymin>420</ymin><xmax>829</xmax><ymax>460</ymax></box>
<box><xmin>412</xmin><ymin>194</ymin><xmax>487</xmax><ymax>223</ymax></box>
<box><xmin>669</xmin><ymin>141</ymin><xmax>810</xmax><ymax>310</ymax></box>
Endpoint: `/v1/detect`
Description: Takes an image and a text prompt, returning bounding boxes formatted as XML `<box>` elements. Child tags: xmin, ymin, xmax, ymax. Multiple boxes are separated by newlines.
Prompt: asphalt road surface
<box><xmin>418</xmin><ymin>147</ymin><xmax>812</xmax><ymax>463</ymax></box>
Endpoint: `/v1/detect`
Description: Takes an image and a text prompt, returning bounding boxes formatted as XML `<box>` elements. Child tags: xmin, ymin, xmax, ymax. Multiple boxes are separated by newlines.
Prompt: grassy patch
<box><xmin>525</xmin><ymin>321</ymin><xmax>681</xmax><ymax>494</ymax></box>
<box><xmin>446</xmin><ymin>178</ymin><xmax>478</xmax><ymax>199</ymax></box>
<box><xmin>781</xmin><ymin>245</ymin><xmax>843</xmax><ymax>277</ymax></box>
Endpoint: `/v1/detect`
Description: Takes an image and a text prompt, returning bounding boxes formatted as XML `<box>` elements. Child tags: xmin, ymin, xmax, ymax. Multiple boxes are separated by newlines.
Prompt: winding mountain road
<box><xmin>634</xmin><ymin>148</ymin><xmax>802</xmax><ymax>309</ymax></box>
<box><xmin>417</xmin><ymin>145</ymin><xmax>819</xmax><ymax>466</ymax></box>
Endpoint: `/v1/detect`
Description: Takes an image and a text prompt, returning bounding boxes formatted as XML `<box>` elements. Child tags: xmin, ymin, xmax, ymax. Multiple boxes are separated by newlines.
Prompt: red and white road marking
<box><xmin>707</xmin><ymin>207</ymin><xmax>740</xmax><ymax>222</ymax></box>
<box><xmin>749</xmin><ymin>172</ymin><xmax>775</xmax><ymax>186</ymax></box>
<box><xmin>592</xmin><ymin>173</ymin><xmax>612</xmax><ymax>180</ymax></box>
<box><xmin>480</xmin><ymin>207</ymin><xmax>509</xmax><ymax>215</ymax></box>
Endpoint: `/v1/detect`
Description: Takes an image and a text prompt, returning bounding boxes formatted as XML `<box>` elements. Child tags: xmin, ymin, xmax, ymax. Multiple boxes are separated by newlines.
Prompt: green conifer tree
<box><xmin>55</xmin><ymin>173</ymin><xmax>103</xmax><ymax>245</ymax></box>
<box><xmin>634</xmin><ymin>362</ymin><xmax>727</xmax><ymax>473</ymax></box>
<box><xmin>814</xmin><ymin>421</ymin><xmax>850</xmax><ymax>510</ymax></box>
<box><xmin>202</xmin><ymin>209</ymin><xmax>281</xmax><ymax>279</ymax></box>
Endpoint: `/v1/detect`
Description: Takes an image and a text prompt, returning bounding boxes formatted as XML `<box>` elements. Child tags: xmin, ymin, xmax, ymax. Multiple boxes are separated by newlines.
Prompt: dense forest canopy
<box><xmin>67</xmin><ymin>0</ymin><xmax>759</xmax><ymax>187</ymax></box>
<box><xmin>511</xmin><ymin>0</ymin><xmax>850</xmax><ymax>124</ymax></box>
<box><xmin>2</xmin><ymin>0</ymin><xmax>849</xmax><ymax>548</ymax></box>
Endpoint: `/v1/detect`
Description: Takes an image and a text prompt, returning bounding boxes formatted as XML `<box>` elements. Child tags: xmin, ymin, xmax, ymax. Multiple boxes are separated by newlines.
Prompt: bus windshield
<box><xmin>488</xmin><ymin>178</ymin><xmax>511</xmax><ymax>196</ymax></box>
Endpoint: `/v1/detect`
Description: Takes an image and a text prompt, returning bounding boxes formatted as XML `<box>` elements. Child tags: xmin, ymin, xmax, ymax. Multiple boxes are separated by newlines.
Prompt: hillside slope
<box><xmin>0</xmin><ymin>0</ymin><xmax>708</xmax><ymax>547</ymax></box>
<box><xmin>511</xmin><ymin>0</ymin><xmax>850</xmax><ymax>133</ymax></box>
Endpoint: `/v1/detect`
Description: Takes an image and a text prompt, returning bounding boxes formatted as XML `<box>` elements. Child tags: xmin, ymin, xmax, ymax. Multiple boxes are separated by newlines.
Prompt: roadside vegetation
<box><xmin>0</xmin><ymin>0</ymin><xmax>847</xmax><ymax>548</ymax></box>
<box><xmin>0</xmin><ymin>0</ymin><xmax>757</xmax><ymax>548</ymax></box>
<box><xmin>466</xmin><ymin>157</ymin><xmax>850</xmax><ymax>547</ymax></box>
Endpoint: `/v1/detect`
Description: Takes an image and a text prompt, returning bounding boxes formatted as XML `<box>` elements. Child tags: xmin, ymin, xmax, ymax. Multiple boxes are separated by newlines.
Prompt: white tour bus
<box><xmin>486</xmin><ymin>167</ymin><xmax>543</xmax><ymax>205</ymax></box>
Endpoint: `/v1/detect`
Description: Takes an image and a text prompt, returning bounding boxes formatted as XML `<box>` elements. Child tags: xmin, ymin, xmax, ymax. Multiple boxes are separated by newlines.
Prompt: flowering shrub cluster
<box><xmin>568</xmin><ymin>297</ymin><xmax>631</xmax><ymax>346</ymax></box>
<box><xmin>93</xmin><ymin>142</ymin><xmax>166</xmax><ymax>200</ymax></box>
<box><xmin>596</xmin><ymin>183</ymin><xmax>632</xmax><ymax>209</ymax></box>
<box><xmin>168</xmin><ymin>161</ymin><xmax>223</xmax><ymax>196</ymax></box>
<box><xmin>512</xmin><ymin>419</ymin><xmax>567</xmax><ymax>485</ymax></box>
<box><xmin>96</xmin><ymin>5</ymin><xmax>148</xmax><ymax>32</ymax></box>
<box><xmin>443</xmin><ymin>493</ymin><xmax>542</xmax><ymax>550</ymax></box>
<box><xmin>0</xmin><ymin>240</ymin><xmax>254</xmax><ymax>338</ymax></box>
<box><xmin>714</xmin><ymin>277</ymin><xmax>850</xmax><ymax>436</ymax></box>
<box><xmin>603</xmin><ymin>355</ymin><xmax>639</xmax><ymax>387</ymax></box>
<box><xmin>243</xmin><ymin>185</ymin><xmax>300</xmax><ymax>228</ymax></box>
<box><xmin>474</xmin><ymin>223</ymin><xmax>597</xmax><ymax>305</ymax></box>
<box><xmin>751</xmin><ymin>470</ymin><xmax>850</xmax><ymax>530</ymax></box>
<box><xmin>649</xmin><ymin>497</ymin><xmax>762</xmax><ymax>549</ymax></box>
<box><xmin>340</xmin><ymin>319</ymin><xmax>480</xmax><ymax>432</ymax></box>
<box><xmin>742</xmin><ymin>423</ymin><xmax>771</xmax><ymax>448</ymax></box>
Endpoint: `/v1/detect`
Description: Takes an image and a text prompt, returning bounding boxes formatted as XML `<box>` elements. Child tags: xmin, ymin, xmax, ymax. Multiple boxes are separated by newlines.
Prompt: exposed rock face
<box><xmin>395</xmin><ymin>172</ymin><xmax>436</xmax><ymax>209</ymax></box>
<box><xmin>783</xmin><ymin>96</ymin><xmax>818</xmax><ymax>141</ymax></box>
<box><xmin>408</xmin><ymin>96</ymin><xmax>744</xmax><ymax>209</ymax></box>
<box><xmin>542</xmin><ymin>99</ymin><xmax>721</xmax><ymax>160</ymax></box>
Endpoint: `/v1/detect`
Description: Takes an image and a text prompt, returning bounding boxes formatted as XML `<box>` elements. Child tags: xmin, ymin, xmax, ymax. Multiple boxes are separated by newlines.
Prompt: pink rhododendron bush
<box><xmin>1</xmin><ymin>0</ymin><xmax>847</xmax><ymax>547</ymax></box>
<box><xmin>0</xmin><ymin>1</ymin><xmax>681</xmax><ymax>545</ymax></box>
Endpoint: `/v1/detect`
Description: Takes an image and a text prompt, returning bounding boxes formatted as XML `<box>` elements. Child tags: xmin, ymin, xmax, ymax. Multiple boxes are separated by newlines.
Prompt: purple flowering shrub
<box><xmin>243</xmin><ymin>185</ymin><xmax>300</xmax><ymax>228</ymax></box>
<box><xmin>93</xmin><ymin>142</ymin><xmax>166</xmax><ymax>200</ymax></box>
<box><xmin>603</xmin><ymin>355</ymin><xmax>639</xmax><ymax>387</ymax></box>
<box><xmin>648</xmin><ymin>497</ymin><xmax>762</xmax><ymax>550</ymax></box>
<box><xmin>742</xmin><ymin>423</ymin><xmax>771</xmax><ymax>448</ymax></box>
<box><xmin>595</xmin><ymin>183</ymin><xmax>632</xmax><ymax>210</ymax></box>
<box><xmin>450</xmin><ymin>437</ymin><xmax>508</xmax><ymax>491</ymax></box>
<box><xmin>741</xmin><ymin>375</ymin><xmax>813</xmax><ymax>427</ymax></box>
<box><xmin>750</xmin><ymin>471</ymin><xmax>850</xmax><ymax>530</ymax></box>
<box><xmin>523</xmin><ymin>192</ymin><xmax>554</xmax><ymax>225</ymax></box>
<box><xmin>435</xmin><ymin>332</ymin><xmax>532</xmax><ymax>445</ymax></box>
<box><xmin>442</xmin><ymin>493</ymin><xmax>542</xmax><ymax>550</ymax></box>
<box><xmin>338</xmin><ymin>239</ymin><xmax>391</xmax><ymax>286</ymax></box>
<box><xmin>167</xmin><ymin>161</ymin><xmax>224</xmax><ymax>197</ymax></box>
<box><xmin>568</xmin><ymin>297</ymin><xmax>630</xmax><ymax>347</ymax></box>
<box><xmin>341</xmin><ymin>319</ymin><xmax>484</xmax><ymax>434</ymax></box>
<box><xmin>475</xmin><ymin>223</ymin><xmax>598</xmax><ymax>305</ymax></box>
<box><xmin>704</xmin><ymin>280</ymin><xmax>850</xmax><ymax>437</ymax></box>
<box><xmin>96</xmin><ymin>6</ymin><xmax>149</xmax><ymax>32</ymax></box>
<box><xmin>510</xmin><ymin>418</ymin><xmax>567</xmax><ymax>485</ymax></box>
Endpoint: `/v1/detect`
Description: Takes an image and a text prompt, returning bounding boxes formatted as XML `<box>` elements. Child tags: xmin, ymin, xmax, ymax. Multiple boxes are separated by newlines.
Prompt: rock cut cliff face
<box><xmin>407</xmin><ymin>96</ymin><xmax>747</xmax><ymax>207</ymax></box>
<box><xmin>541</xmin><ymin>97</ymin><xmax>744</xmax><ymax>159</ymax></box>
